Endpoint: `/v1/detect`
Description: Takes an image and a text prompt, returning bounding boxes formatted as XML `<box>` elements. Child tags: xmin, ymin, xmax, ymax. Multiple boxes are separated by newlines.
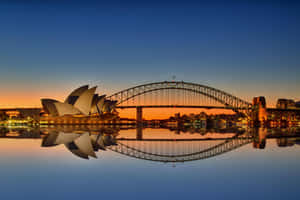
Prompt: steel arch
<box><xmin>107</xmin><ymin>81</ymin><xmax>252</xmax><ymax>111</ymax></box>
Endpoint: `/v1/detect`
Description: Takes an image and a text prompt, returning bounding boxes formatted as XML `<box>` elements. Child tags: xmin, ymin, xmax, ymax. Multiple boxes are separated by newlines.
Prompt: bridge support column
<box><xmin>136</xmin><ymin>106</ymin><xmax>143</xmax><ymax>140</ymax></box>
<box><xmin>136</xmin><ymin>106</ymin><xmax>143</xmax><ymax>125</ymax></box>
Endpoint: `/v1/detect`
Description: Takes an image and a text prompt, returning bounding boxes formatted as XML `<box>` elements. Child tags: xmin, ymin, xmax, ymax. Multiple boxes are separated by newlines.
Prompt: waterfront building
<box><xmin>252</xmin><ymin>97</ymin><xmax>300</xmax><ymax>127</ymax></box>
<box><xmin>40</xmin><ymin>85</ymin><xmax>119</xmax><ymax>124</ymax></box>
<box><xmin>0</xmin><ymin>108</ymin><xmax>41</xmax><ymax>122</ymax></box>
<box><xmin>276</xmin><ymin>99</ymin><xmax>297</xmax><ymax>109</ymax></box>
<box><xmin>41</xmin><ymin>85</ymin><xmax>117</xmax><ymax>117</ymax></box>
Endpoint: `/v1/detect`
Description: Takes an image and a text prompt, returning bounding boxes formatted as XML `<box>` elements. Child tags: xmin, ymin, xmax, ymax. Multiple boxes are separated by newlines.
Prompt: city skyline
<box><xmin>0</xmin><ymin>0</ymin><xmax>299</xmax><ymax>108</ymax></box>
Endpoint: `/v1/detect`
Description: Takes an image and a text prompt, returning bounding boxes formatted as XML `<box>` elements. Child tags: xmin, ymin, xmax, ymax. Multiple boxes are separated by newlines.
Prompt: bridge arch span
<box><xmin>108</xmin><ymin>81</ymin><xmax>251</xmax><ymax>111</ymax></box>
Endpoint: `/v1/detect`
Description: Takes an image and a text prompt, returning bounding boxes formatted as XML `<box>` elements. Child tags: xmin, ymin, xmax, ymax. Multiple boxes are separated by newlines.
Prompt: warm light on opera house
<box><xmin>40</xmin><ymin>85</ymin><xmax>119</xmax><ymax>124</ymax></box>
<box><xmin>41</xmin><ymin>85</ymin><xmax>117</xmax><ymax>117</ymax></box>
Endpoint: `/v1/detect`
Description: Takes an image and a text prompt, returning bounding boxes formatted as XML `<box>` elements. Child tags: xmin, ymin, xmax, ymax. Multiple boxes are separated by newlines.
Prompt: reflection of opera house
<box><xmin>42</xmin><ymin>131</ymin><xmax>118</xmax><ymax>159</ymax></box>
<box><xmin>40</xmin><ymin>85</ymin><xmax>119</xmax><ymax>124</ymax></box>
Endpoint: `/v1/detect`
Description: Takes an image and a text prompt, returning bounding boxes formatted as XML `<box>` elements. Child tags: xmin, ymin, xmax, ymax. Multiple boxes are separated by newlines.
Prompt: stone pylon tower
<box><xmin>252</xmin><ymin>96</ymin><xmax>267</xmax><ymax>126</ymax></box>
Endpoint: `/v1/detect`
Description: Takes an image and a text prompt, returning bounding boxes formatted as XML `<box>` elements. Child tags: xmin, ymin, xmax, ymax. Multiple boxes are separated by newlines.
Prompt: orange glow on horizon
<box><xmin>118</xmin><ymin>108</ymin><xmax>236</xmax><ymax>120</ymax></box>
<box><xmin>0</xmin><ymin>87</ymin><xmax>280</xmax><ymax>118</ymax></box>
<box><xmin>0</xmin><ymin>91</ymin><xmax>67</xmax><ymax>108</ymax></box>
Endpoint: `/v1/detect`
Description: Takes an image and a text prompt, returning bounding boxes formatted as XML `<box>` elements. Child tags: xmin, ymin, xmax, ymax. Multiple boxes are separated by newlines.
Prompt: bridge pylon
<box><xmin>136</xmin><ymin>106</ymin><xmax>143</xmax><ymax>140</ymax></box>
<box><xmin>136</xmin><ymin>106</ymin><xmax>143</xmax><ymax>125</ymax></box>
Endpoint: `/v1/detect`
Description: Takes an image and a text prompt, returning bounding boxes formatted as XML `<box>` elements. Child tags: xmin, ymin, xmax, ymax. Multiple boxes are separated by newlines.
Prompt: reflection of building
<box><xmin>253</xmin><ymin>128</ymin><xmax>267</xmax><ymax>149</ymax></box>
<box><xmin>42</xmin><ymin>131</ymin><xmax>117</xmax><ymax>159</ymax></box>
<box><xmin>276</xmin><ymin>138</ymin><xmax>300</xmax><ymax>147</ymax></box>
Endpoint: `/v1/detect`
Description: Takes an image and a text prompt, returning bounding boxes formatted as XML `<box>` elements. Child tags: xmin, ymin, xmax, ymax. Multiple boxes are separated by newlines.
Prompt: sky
<box><xmin>0</xmin><ymin>0</ymin><xmax>299</xmax><ymax>109</ymax></box>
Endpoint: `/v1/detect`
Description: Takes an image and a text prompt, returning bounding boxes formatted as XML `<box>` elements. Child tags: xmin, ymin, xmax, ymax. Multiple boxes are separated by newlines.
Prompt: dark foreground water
<box><xmin>0</xmin><ymin>126</ymin><xmax>300</xmax><ymax>200</ymax></box>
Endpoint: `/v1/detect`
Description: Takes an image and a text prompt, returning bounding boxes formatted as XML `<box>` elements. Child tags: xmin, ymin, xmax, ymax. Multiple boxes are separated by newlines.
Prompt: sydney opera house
<box><xmin>40</xmin><ymin>85</ymin><xmax>119</xmax><ymax>124</ymax></box>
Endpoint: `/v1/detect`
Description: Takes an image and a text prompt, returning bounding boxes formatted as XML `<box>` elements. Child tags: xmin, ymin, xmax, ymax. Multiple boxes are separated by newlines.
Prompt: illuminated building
<box><xmin>252</xmin><ymin>97</ymin><xmax>300</xmax><ymax>127</ymax></box>
<box><xmin>39</xmin><ymin>85</ymin><xmax>119</xmax><ymax>124</ymax></box>
<box><xmin>0</xmin><ymin>108</ymin><xmax>41</xmax><ymax>121</ymax></box>
<box><xmin>276</xmin><ymin>99</ymin><xmax>297</xmax><ymax>109</ymax></box>
<box><xmin>41</xmin><ymin>85</ymin><xmax>117</xmax><ymax>117</ymax></box>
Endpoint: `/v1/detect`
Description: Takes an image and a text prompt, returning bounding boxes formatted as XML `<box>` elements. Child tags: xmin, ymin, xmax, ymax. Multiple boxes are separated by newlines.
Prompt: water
<box><xmin>0</xmin><ymin>126</ymin><xmax>300</xmax><ymax>200</ymax></box>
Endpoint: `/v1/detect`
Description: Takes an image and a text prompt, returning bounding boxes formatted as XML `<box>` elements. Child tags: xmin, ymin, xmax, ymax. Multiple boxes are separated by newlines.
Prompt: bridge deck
<box><xmin>116</xmin><ymin>105</ymin><xmax>245</xmax><ymax>109</ymax></box>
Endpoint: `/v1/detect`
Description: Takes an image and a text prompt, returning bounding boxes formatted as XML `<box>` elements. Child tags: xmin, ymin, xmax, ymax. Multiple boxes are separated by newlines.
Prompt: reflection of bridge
<box><xmin>108</xmin><ymin>81</ymin><xmax>252</xmax><ymax>121</ymax></box>
<box><xmin>108</xmin><ymin>134</ymin><xmax>253</xmax><ymax>162</ymax></box>
<box><xmin>109</xmin><ymin>127</ymin><xmax>300</xmax><ymax>162</ymax></box>
<box><xmin>1</xmin><ymin>126</ymin><xmax>300</xmax><ymax>162</ymax></box>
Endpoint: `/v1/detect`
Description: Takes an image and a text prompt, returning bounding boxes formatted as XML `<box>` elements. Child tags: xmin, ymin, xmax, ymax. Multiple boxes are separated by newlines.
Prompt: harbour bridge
<box><xmin>107</xmin><ymin>81</ymin><xmax>252</xmax><ymax>120</ymax></box>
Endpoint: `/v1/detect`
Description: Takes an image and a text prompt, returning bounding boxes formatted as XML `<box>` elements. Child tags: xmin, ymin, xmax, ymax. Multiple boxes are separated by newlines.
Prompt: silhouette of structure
<box><xmin>108</xmin><ymin>81</ymin><xmax>252</xmax><ymax>122</ymax></box>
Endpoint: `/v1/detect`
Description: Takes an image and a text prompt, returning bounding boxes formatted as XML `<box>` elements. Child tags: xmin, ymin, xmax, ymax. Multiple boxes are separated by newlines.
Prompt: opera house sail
<box><xmin>40</xmin><ymin>85</ymin><xmax>118</xmax><ymax>124</ymax></box>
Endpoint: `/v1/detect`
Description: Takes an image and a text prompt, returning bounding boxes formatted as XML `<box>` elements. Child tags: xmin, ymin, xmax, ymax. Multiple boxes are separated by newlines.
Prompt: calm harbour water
<box><xmin>0</xmin><ymin>127</ymin><xmax>300</xmax><ymax>200</ymax></box>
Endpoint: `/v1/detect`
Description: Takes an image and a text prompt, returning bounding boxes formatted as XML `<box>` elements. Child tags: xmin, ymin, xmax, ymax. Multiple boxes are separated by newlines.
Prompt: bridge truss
<box><xmin>108</xmin><ymin>81</ymin><xmax>252</xmax><ymax>112</ymax></box>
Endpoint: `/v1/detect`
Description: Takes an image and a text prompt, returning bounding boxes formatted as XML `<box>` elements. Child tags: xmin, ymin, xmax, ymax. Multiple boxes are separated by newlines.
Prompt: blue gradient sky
<box><xmin>0</xmin><ymin>0</ymin><xmax>299</xmax><ymax>107</ymax></box>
